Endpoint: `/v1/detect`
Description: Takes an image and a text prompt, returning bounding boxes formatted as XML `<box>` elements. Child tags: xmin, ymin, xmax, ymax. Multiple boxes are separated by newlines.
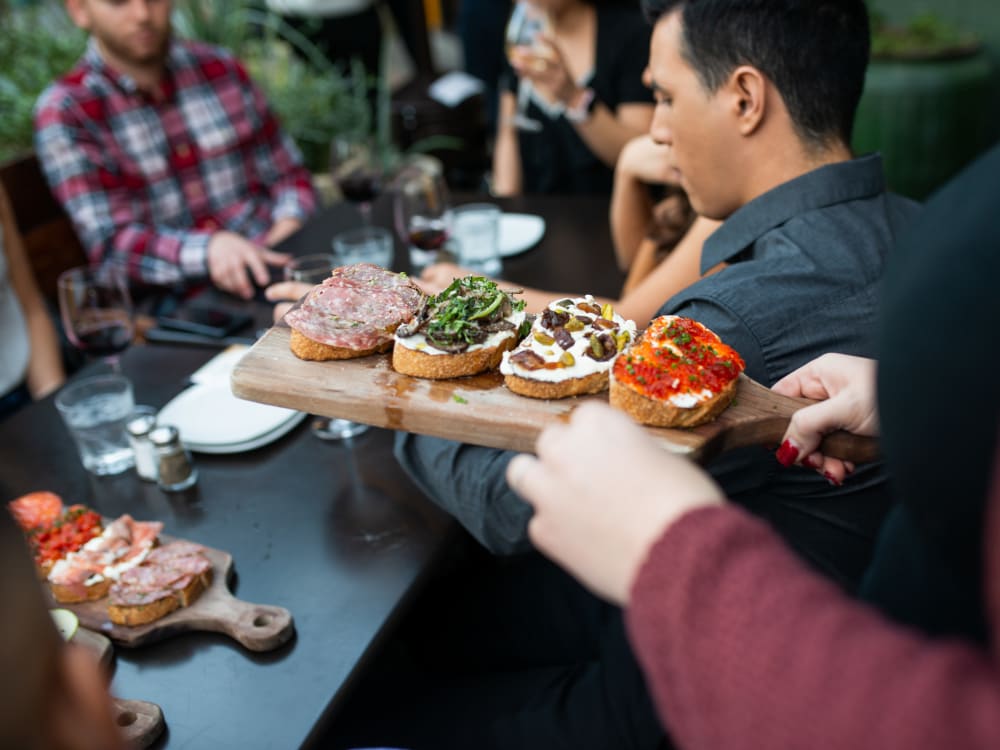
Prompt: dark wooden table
<box><xmin>0</xmin><ymin>191</ymin><xmax>622</xmax><ymax>748</ymax></box>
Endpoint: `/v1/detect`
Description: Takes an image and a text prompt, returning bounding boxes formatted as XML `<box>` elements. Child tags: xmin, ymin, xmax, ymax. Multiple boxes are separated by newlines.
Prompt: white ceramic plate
<box><xmin>157</xmin><ymin>381</ymin><xmax>304</xmax><ymax>453</ymax></box>
<box><xmin>499</xmin><ymin>213</ymin><xmax>545</xmax><ymax>257</ymax></box>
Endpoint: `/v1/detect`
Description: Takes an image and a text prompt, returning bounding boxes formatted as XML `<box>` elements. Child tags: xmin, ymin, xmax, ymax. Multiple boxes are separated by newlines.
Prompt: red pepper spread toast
<box><xmin>9</xmin><ymin>492</ymin><xmax>103</xmax><ymax>578</ymax></box>
<box><xmin>501</xmin><ymin>296</ymin><xmax>637</xmax><ymax>399</ymax></box>
<box><xmin>610</xmin><ymin>315</ymin><xmax>746</xmax><ymax>428</ymax></box>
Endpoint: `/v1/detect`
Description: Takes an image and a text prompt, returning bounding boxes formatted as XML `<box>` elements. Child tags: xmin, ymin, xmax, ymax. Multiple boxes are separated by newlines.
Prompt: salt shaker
<box><xmin>150</xmin><ymin>425</ymin><xmax>198</xmax><ymax>491</ymax></box>
<box><xmin>126</xmin><ymin>412</ymin><xmax>158</xmax><ymax>481</ymax></box>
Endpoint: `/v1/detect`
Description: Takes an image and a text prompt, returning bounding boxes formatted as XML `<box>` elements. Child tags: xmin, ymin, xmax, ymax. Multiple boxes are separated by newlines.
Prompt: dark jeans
<box><xmin>327</xmin><ymin>550</ymin><xmax>666</xmax><ymax>750</ymax></box>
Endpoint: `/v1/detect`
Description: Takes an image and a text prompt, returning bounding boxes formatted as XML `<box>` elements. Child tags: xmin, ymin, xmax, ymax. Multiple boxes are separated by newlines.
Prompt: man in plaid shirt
<box><xmin>34</xmin><ymin>0</ymin><xmax>318</xmax><ymax>300</ymax></box>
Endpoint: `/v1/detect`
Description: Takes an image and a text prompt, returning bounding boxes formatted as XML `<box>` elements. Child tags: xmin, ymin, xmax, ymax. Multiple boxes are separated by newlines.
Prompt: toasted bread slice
<box><xmin>289</xmin><ymin>328</ymin><xmax>392</xmax><ymax>361</ymax></box>
<box><xmin>50</xmin><ymin>576</ymin><xmax>112</xmax><ymax>604</ymax></box>
<box><xmin>609</xmin><ymin>370</ymin><xmax>739</xmax><ymax>428</ymax></box>
<box><xmin>392</xmin><ymin>336</ymin><xmax>517</xmax><ymax>379</ymax></box>
<box><xmin>107</xmin><ymin>567</ymin><xmax>212</xmax><ymax>626</ymax></box>
<box><xmin>504</xmin><ymin>370</ymin><xmax>609</xmax><ymax>399</ymax></box>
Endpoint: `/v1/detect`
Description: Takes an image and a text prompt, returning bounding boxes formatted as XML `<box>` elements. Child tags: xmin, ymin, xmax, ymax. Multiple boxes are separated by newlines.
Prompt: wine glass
<box><xmin>393</xmin><ymin>169</ymin><xmax>452</xmax><ymax>275</ymax></box>
<box><xmin>285</xmin><ymin>254</ymin><xmax>371</xmax><ymax>441</ymax></box>
<box><xmin>57</xmin><ymin>265</ymin><xmax>134</xmax><ymax>373</ymax></box>
<box><xmin>505</xmin><ymin>0</ymin><xmax>547</xmax><ymax>132</ymax></box>
<box><xmin>330</xmin><ymin>137</ymin><xmax>383</xmax><ymax>225</ymax></box>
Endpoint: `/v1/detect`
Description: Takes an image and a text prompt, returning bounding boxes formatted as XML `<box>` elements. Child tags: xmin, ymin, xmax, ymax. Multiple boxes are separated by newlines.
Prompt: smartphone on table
<box><xmin>156</xmin><ymin>305</ymin><xmax>253</xmax><ymax>339</ymax></box>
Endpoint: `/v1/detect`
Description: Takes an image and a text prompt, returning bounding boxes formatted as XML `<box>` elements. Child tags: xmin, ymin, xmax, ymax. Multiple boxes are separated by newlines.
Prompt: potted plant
<box><xmin>853</xmin><ymin>9</ymin><xmax>994</xmax><ymax>199</ymax></box>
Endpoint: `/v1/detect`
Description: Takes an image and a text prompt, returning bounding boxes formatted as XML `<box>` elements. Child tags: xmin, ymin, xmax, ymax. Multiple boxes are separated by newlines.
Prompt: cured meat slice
<box><xmin>285</xmin><ymin>263</ymin><xmax>423</xmax><ymax>350</ymax></box>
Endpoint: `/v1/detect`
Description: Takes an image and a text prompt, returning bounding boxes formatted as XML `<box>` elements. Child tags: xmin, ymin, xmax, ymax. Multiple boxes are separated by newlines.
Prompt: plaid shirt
<box><xmin>34</xmin><ymin>38</ymin><xmax>317</xmax><ymax>288</ymax></box>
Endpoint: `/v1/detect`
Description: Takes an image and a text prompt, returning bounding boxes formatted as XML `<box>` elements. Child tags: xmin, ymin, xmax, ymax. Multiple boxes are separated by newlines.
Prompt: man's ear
<box><xmin>64</xmin><ymin>0</ymin><xmax>91</xmax><ymax>31</ymax></box>
<box><xmin>725</xmin><ymin>65</ymin><xmax>766</xmax><ymax>137</ymax></box>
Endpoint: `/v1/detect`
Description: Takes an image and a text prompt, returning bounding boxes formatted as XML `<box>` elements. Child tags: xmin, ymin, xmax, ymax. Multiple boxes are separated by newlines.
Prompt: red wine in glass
<box><xmin>74</xmin><ymin>314</ymin><xmax>133</xmax><ymax>357</ymax></box>
<box><xmin>331</xmin><ymin>139</ymin><xmax>383</xmax><ymax>225</ymax></box>
<box><xmin>338</xmin><ymin>170</ymin><xmax>382</xmax><ymax>204</ymax></box>
<box><xmin>409</xmin><ymin>223</ymin><xmax>449</xmax><ymax>251</ymax></box>
<box><xmin>57</xmin><ymin>266</ymin><xmax>135</xmax><ymax>373</ymax></box>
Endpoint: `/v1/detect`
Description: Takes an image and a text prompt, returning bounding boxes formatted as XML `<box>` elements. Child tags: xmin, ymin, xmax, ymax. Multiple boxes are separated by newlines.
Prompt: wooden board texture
<box><xmin>232</xmin><ymin>326</ymin><xmax>877</xmax><ymax>464</ymax></box>
<box><xmin>47</xmin><ymin>535</ymin><xmax>294</xmax><ymax>652</ymax></box>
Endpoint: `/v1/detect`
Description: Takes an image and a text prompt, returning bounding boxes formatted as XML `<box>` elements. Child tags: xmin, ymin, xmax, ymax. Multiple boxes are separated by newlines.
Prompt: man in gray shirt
<box><xmin>368</xmin><ymin>1</ymin><xmax>921</xmax><ymax>748</ymax></box>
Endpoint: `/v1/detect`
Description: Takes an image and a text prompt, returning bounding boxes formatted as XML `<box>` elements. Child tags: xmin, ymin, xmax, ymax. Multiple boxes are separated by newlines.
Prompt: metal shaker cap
<box><xmin>149</xmin><ymin>425</ymin><xmax>182</xmax><ymax>447</ymax></box>
<box><xmin>126</xmin><ymin>413</ymin><xmax>157</xmax><ymax>438</ymax></box>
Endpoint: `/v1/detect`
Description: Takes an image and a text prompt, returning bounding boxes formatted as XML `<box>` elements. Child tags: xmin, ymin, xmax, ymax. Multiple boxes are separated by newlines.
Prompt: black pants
<box><xmin>327</xmin><ymin>550</ymin><xmax>666</xmax><ymax>750</ymax></box>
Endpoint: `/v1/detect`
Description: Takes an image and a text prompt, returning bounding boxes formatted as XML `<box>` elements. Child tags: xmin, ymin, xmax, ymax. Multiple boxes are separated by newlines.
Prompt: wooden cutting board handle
<box><xmin>112</xmin><ymin>698</ymin><xmax>164</xmax><ymax>749</ymax></box>
<box><xmin>687</xmin><ymin>376</ymin><xmax>881</xmax><ymax>465</ymax></box>
<box><xmin>187</xmin><ymin>595</ymin><xmax>294</xmax><ymax>652</ymax></box>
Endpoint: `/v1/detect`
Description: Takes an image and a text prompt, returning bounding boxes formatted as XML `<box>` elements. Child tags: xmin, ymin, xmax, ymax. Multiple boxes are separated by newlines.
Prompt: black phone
<box><xmin>156</xmin><ymin>305</ymin><xmax>253</xmax><ymax>338</ymax></box>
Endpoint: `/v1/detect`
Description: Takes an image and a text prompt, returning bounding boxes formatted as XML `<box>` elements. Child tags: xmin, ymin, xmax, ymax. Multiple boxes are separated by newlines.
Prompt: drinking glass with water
<box><xmin>55</xmin><ymin>374</ymin><xmax>136</xmax><ymax>475</ymax></box>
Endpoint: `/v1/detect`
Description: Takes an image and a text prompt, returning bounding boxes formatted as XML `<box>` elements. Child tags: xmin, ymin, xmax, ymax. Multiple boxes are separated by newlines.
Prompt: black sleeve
<box><xmin>597</xmin><ymin>7</ymin><xmax>653</xmax><ymax>108</ymax></box>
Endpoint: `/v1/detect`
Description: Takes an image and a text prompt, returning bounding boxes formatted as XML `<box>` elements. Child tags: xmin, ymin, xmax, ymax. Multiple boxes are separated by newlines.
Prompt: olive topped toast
<box><xmin>501</xmin><ymin>296</ymin><xmax>637</xmax><ymax>399</ymax></box>
<box><xmin>393</xmin><ymin>276</ymin><xmax>530</xmax><ymax>378</ymax></box>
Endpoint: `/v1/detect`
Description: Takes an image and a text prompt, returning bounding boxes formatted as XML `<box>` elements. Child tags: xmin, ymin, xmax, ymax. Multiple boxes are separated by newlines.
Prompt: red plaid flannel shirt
<box><xmin>35</xmin><ymin>38</ymin><xmax>317</xmax><ymax>288</ymax></box>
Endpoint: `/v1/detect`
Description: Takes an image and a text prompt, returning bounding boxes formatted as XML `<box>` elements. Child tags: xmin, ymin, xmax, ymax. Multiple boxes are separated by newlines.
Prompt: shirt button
<box><xmin>187</xmin><ymin>183</ymin><xmax>204</xmax><ymax>200</ymax></box>
<box><xmin>175</xmin><ymin>142</ymin><xmax>191</xmax><ymax>159</ymax></box>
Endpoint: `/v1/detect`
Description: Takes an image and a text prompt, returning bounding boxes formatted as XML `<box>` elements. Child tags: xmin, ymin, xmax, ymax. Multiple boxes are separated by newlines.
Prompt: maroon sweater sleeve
<box><xmin>625</xmin><ymin>505</ymin><xmax>1000</xmax><ymax>750</ymax></box>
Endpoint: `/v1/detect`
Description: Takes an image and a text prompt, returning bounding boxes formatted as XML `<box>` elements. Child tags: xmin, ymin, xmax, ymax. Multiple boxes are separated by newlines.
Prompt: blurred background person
<box><xmin>0</xmin><ymin>188</ymin><xmax>65</xmax><ymax>419</ymax></box>
<box><xmin>493</xmin><ymin>0</ymin><xmax>654</xmax><ymax>195</ymax></box>
<box><xmin>0</xmin><ymin>507</ymin><xmax>124</xmax><ymax>750</ymax></box>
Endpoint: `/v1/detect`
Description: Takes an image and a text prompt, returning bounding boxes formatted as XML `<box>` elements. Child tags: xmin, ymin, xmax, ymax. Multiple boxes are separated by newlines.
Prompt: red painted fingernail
<box><xmin>802</xmin><ymin>454</ymin><xmax>820</xmax><ymax>469</ymax></box>
<box><xmin>824</xmin><ymin>471</ymin><xmax>842</xmax><ymax>487</ymax></box>
<box><xmin>775</xmin><ymin>440</ymin><xmax>799</xmax><ymax>467</ymax></box>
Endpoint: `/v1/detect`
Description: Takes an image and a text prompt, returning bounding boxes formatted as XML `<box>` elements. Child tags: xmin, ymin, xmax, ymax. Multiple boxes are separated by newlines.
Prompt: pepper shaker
<box><xmin>150</xmin><ymin>425</ymin><xmax>198</xmax><ymax>491</ymax></box>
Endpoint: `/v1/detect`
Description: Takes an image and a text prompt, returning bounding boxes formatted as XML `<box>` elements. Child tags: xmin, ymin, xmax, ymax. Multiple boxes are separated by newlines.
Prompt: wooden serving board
<box><xmin>231</xmin><ymin>326</ymin><xmax>878</xmax><ymax>464</ymax></box>
<box><xmin>112</xmin><ymin>698</ymin><xmax>165</xmax><ymax>749</ymax></box>
<box><xmin>48</xmin><ymin>537</ymin><xmax>294</xmax><ymax>652</ymax></box>
<box><xmin>75</xmin><ymin>625</ymin><xmax>114</xmax><ymax>670</ymax></box>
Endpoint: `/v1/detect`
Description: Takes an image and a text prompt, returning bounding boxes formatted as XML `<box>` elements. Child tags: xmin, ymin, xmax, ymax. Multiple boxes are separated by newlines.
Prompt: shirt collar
<box><xmin>84</xmin><ymin>36</ymin><xmax>179</xmax><ymax>100</ymax></box>
<box><xmin>701</xmin><ymin>153</ymin><xmax>886</xmax><ymax>273</ymax></box>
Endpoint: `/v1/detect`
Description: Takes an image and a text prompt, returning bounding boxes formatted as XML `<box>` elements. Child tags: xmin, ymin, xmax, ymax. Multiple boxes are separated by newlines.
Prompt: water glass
<box><xmin>286</xmin><ymin>253</ymin><xmax>338</xmax><ymax>285</ymax></box>
<box><xmin>453</xmin><ymin>203</ymin><xmax>502</xmax><ymax>276</ymax></box>
<box><xmin>55</xmin><ymin>374</ymin><xmax>136</xmax><ymax>476</ymax></box>
<box><xmin>332</xmin><ymin>226</ymin><xmax>394</xmax><ymax>269</ymax></box>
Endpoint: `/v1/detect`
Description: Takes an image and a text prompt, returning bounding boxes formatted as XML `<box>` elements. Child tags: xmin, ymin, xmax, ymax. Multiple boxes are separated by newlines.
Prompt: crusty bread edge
<box><xmin>504</xmin><ymin>370</ymin><xmax>608</xmax><ymax>399</ymax></box>
<box><xmin>50</xmin><ymin>576</ymin><xmax>112</xmax><ymax>604</ymax></box>
<box><xmin>107</xmin><ymin>567</ymin><xmax>213</xmax><ymax>627</ymax></box>
<box><xmin>289</xmin><ymin>327</ymin><xmax>392</xmax><ymax>361</ymax></box>
<box><xmin>393</xmin><ymin>335</ymin><xmax>518</xmax><ymax>379</ymax></box>
<box><xmin>609</xmin><ymin>370</ymin><xmax>739</xmax><ymax>428</ymax></box>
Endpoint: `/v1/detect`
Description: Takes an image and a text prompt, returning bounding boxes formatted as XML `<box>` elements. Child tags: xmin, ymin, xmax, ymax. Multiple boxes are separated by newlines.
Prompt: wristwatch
<box><xmin>565</xmin><ymin>87</ymin><xmax>597</xmax><ymax>123</ymax></box>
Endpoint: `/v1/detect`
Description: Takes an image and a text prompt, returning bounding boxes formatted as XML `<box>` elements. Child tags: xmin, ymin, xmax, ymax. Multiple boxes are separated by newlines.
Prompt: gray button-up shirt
<box><xmin>396</xmin><ymin>154</ymin><xmax>920</xmax><ymax>586</ymax></box>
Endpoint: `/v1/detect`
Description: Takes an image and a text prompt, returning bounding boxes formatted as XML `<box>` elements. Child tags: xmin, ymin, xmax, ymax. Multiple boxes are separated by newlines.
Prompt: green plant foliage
<box><xmin>0</xmin><ymin>5</ymin><xmax>86</xmax><ymax>162</ymax></box>
<box><xmin>871</xmin><ymin>10</ymin><xmax>980</xmax><ymax>60</ymax></box>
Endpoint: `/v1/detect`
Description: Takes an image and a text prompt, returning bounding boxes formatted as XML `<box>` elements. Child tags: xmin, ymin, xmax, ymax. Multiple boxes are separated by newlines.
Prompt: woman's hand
<box><xmin>617</xmin><ymin>134</ymin><xmax>678</xmax><ymax>187</ymax></box>
<box><xmin>507</xmin><ymin>402</ymin><xmax>724</xmax><ymax>606</ymax></box>
<box><xmin>772</xmin><ymin>353</ymin><xmax>880</xmax><ymax>484</ymax></box>
<box><xmin>510</xmin><ymin>34</ymin><xmax>578</xmax><ymax>107</ymax></box>
<box><xmin>264</xmin><ymin>280</ymin><xmax>313</xmax><ymax>322</ymax></box>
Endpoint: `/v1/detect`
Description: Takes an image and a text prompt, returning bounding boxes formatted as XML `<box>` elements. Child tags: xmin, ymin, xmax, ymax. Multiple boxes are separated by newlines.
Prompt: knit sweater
<box><xmin>626</xmin><ymin>482</ymin><xmax>1000</xmax><ymax>749</ymax></box>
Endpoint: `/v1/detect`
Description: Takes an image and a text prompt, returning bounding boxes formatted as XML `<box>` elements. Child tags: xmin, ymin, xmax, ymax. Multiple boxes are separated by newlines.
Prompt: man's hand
<box><xmin>206</xmin><ymin>231</ymin><xmax>289</xmax><ymax>300</ymax></box>
<box><xmin>507</xmin><ymin>402</ymin><xmax>724</xmax><ymax>606</ymax></box>
<box><xmin>772</xmin><ymin>353</ymin><xmax>880</xmax><ymax>484</ymax></box>
<box><xmin>265</xmin><ymin>217</ymin><xmax>302</xmax><ymax>247</ymax></box>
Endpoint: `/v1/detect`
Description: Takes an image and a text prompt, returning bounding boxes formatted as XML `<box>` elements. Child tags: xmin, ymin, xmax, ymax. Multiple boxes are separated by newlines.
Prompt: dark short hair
<box><xmin>642</xmin><ymin>0</ymin><xmax>870</xmax><ymax>146</ymax></box>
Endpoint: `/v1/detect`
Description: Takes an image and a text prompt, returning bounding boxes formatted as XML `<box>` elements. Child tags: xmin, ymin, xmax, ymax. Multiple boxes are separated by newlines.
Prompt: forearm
<box><xmin>23</xmin><ymin>307</ymin><xmax>65</xmax><ymax>399</ymax></box>
<box><xmin>627</xmin><ymin>506</ymin><xmax>1000</xmax><ymax>750</ymax></box>
<box><xmin>492</xmin><ymin>94</ymin><xmax>522</xmax><ymax>196</ymax></box>
<box><xmin>610</xmin><ymin>172</ymin><xmax>654</xmax><ymax>272</ymax></box>
<box><xmin>573</xmin><ymin>103</ymin><xmax>648</xmax><ymax>169</ymax></box>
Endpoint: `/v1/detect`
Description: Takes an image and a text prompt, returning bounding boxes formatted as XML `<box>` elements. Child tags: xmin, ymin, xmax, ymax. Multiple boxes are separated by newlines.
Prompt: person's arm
<box><xmin>513</xmin><ymin>37</ymin><xmax>652</xmax><ymax>169</ymax></box>
<box><xmin>0</xmin><ymin>191</ymin><xmax>65</xmax><ymax>399</ymax></box>
<box><xmin>492</xmin><ymin>91</ymin><xmax>523</xmax><ymax>196</ymax></box>
<box><xmin>627</xmin><ymin>502</ymin><xmax>1000</xmax><ymax>750</ymax></box>
<box><xmin>616</xmin><ymin>216</ymin><xmax>721</xmax><ymax>327</ymax></box>
<box><xmin>610</xmin><ymin>135</ymin><xmax>677</xmax><ymax>271</ymax></box>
